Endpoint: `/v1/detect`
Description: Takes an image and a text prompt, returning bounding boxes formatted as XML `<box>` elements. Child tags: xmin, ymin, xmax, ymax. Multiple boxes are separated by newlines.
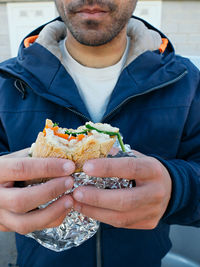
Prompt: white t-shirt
<box><xmin>59</xmin><ymin>37</ymin><xmax>130</xmax><ymax>122</ymax></box>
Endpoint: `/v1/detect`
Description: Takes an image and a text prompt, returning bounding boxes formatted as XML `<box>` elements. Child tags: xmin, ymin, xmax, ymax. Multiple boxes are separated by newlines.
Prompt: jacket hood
<box><xmin>33</xmin><ymin>17</ymin><xmax>163</xmax><ymax>68</ymax></box>
<box><xmin>0</xmin><ymin>16</ymin><xmax>188</xmax><ymax>119</ymax></box>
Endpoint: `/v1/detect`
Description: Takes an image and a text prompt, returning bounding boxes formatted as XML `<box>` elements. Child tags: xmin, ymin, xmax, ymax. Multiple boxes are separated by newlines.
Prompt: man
<box><xmin>0</xmin><ymin>0</ymin><xmax>200</xmax><ymax>266</ymax></box>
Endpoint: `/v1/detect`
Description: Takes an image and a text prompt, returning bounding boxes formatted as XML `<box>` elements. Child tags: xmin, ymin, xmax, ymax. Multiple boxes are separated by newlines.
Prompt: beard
<box><xmin>55</xmin><ymin>0</ymin><xmax>136</xmax><ymax>46</ymax></box>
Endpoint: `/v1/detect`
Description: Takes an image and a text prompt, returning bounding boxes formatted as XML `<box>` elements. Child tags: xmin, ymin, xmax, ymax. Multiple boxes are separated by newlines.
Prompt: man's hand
<box><xmin>72</xmin><ymin>153</ymin><xmax>172</xmax><ymax>229</ymax></box>
<box><xmin>0</xmin><ymin>148</ymin><xmax>75</xmax><ymax>234</ymax></box>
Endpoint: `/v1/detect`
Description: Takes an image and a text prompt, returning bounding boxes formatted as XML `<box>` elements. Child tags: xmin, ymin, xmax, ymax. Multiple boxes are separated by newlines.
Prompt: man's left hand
<box><xmin>72</xmin><ymin>153</ymin><xmax>172</xmax><ymax>229</ymax></box>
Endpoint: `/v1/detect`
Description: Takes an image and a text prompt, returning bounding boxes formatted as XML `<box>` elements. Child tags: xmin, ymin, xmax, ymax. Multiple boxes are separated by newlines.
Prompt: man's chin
<box><xmin>76</xmin><ymin>39</ymin><xmax>111</xmax><ymax>47</ymax></box>
<box><xmin>70</xmin><ymin>31</ymin><xmax>115</xmax><ymax>47</ymax></box>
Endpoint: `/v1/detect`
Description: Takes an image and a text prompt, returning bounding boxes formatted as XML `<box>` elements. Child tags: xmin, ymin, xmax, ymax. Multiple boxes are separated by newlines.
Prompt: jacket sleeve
<box><xmin>159</xmin><ymin>78</ymin><xmax>200</xmax><ymax>226</ymax></box>
<box><xmin>0</xmin><ymin>119</ymin><xmax>10</xmax><ymax>156</ymax></box>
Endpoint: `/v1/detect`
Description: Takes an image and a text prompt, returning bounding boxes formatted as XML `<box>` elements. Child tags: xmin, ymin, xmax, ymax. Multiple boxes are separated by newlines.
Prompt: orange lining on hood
<box><xmin>24</xmin><ymin>35</ymin><xmax>39</xmax><ymax>48</ymax></box>
<box><xmin>24</xmin><ymin>35</ymin><xmax>169</xmax><ymax>53</ymax></box>
<box><xmin>159</xmin><ymin>38</ymin><xmax>169</xmax><ymax>53</ymax></box>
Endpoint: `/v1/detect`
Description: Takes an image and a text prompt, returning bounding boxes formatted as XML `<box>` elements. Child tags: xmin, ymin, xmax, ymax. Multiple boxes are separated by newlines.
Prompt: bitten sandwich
<box><xmin>29</xmin><ymin>119</ymin><xmax>125</xmax><ymax>184</ymax></box>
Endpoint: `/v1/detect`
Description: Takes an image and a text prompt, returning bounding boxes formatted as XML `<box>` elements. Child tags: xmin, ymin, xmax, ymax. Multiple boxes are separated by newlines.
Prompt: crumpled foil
<box><xmin>26</xmin><ymin>143</ymin><xmax>135</xmax><ymax>252</ymax></box>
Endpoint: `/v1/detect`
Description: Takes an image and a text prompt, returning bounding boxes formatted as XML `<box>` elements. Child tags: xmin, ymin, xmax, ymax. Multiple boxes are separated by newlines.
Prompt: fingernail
<box><xmin>74</xmin><ymin>191</ymin><xmax>83</xmax><ymax>202</ymax></box>
<box><xmin>65</xmin><ymin>199</ymin><xmax>73</xmax><ymax>209</ymax></box>
<box><xmin>83</xmin><ymin>162</ymin><xmax>94</xmax><ymax>173</ymax></box>
<box><xmin>63</xmin><ymin>162</ymin><xmax>74</xmax><ymax>174</ymax></box>
<box><xmin>65</xmin><ymin>179</ymin><xmax>73</xmax><ymax>189</ymax></box>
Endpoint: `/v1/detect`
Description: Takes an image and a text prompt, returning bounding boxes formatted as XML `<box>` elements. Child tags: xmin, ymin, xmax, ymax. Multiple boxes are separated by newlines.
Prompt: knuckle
<box><xmin>144</xmin><ymin>210</ymin><xmax>160</xmax><ymax>229</ymax></box>
<box><xmin>83</xmin><ymin>188</ymin><xmax>101</xmax><ymax>207</ymax></box>
<box><xmin>11</xmin><ymin>160</ymin><xmax>26</xmax><ymax>178</ymax></box>
<box><xmin>47</xmin><ymin>178</ymin><xmax>66</xmax><ymax>200</ymax></box>
<box><xmin>145</xmin><ymin>220</ymin><xmax>158</xmax><ymax>230</ymax></box>
<box><xmin>14</xmin><ymin>201</ymin><xmax>24</xmax><ymax>213</ymax></box>
<box><xmin>113</xmin><ymin>220</ymin><xmax>123</xmax><ymax>228</ymax></box>
<box><xmin>7</xmin><ymin>194</ymin><xmax>26</xmax><ymax>213</ymax></box>
<box><xmin>112</xmin><ymin>214</ymin><xmax>127</xmax><ymax>228</ymax></box>
<box><xmin>154</xmin><ymin>187</ymin><xmax>165</xmax><ymax>202</ymax></box>
<box><xmin>118</xmin><ymin>195</ymin><xmax>127</xmax><ymax>211</ymax></box>
<box><xmin>93</xmin><ymin>193</ymin><xmax>101</xmax><ymax>207</ymax></box>
<box><xmin>151</xmin><ymin>159</ymin><xmax>163</xmax><ymax>178</ymax></box>
<box><xmin>15</xmin><ymin>221</ymin><xmax>30</xmax><ymax>235</ymax></box>
<box><xmin>48</xmin><ymin>185</ymin><xmax>61</xmax><ymax>201</ymax></box>
<box><xmin>122</xmin><ymin>217</ymin><xmax>132</xmax><ymax>227</ymax></box>
<box><xmin>17</xmin><ymin>228</ymin><xmax>27</xmax><ymax>235</ymax></box>
<box><xmin>127</xmin><ymin>158</ymin><xmax>136</xmax><ymax>178</ymax></box>
<box><xmin>103</xmin><ymin>160</ymin><xmax>113</xmax><ymax>176</ymax></box>
<box><xmin>43</xmin><ymin>160</ymin><xmax>52</xmax><ymax>176</ymax></box>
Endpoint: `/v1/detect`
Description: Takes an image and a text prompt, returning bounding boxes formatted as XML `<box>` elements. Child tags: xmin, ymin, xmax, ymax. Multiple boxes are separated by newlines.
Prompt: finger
<box><xmin>0</xmin><ymin>177</ymin><xmax>74</xmax><ymax>213</ymax></box>
<box><xmin>73</xmin><ymin>202</ymin><xmax>134</xmax><ymax>228</ymax></box>
<box><xmin>0</xmin><ymin>157</ymin><xmax>75</xmax><ymax>183</ymax></box>
<box><xmin>123</xmin><ymin>219</ymin><xmax>159</xmax><ymax>230</ymax></box>
<box><xmin>121</xmin><ymin>208</ymin><xmax>161</xmax><ymax>230</ymax></box>
<box><xmin>83</xmin><ymin>157</ymin><xmax>162</xmax><ymax>180</ymax></box>
<box><xmin>73</xmin><ymin>186</ymin><xmax>152</xmax><ymax>212</ymax></box>
<box><xmin>73</xmin><ymin>202</ymin><xmax>159</xmax><ymax>229</ymax></box>
<box><xmin>1</xmin><ymin>148</ymin><xmax>30</xmax><ymax>158</ymax></box>
<box><xmin>43</xmin><ymin>213</ymin><xmax>69</xmax><ymax>229</ymax></box>
<box><xmin>131</xmin><ymin>150</ymin><xmax>144</xmax><ymax>158</ymax></box>
<box><xmin>0</xmin><ymin>195</ymin><xmax>73</xmax><ymax>235</ymax></box>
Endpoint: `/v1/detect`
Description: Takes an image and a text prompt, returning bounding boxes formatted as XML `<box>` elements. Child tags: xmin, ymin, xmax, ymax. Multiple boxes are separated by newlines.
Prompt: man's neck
<box><xmin>65</xmin><ymin>27</ymin><xmax>128</xmax><ymax>68</ymax></box>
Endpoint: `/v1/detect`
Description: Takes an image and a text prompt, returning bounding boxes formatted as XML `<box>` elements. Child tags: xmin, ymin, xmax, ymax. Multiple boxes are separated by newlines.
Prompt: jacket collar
<box><xmin>34</xmin><ymin>17</ymin><xmax>162</xmax><ymax>69</ymax></box>
<box><xmin>0</xmin><ymin>17</ymin><xmax>187</xmax><ymax>121</ymax></box>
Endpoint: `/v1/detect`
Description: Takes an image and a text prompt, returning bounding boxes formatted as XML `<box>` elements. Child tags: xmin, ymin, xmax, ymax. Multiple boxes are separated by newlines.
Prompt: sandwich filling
<box><xmin>37</xmin><ymin>119</ymin><xmax>121</xmax><ymax>154</ymax></box>
<box><xmin>29</xmin><ymin>119</ymin><xmax>124</xmax><ymax>178</ymax></box>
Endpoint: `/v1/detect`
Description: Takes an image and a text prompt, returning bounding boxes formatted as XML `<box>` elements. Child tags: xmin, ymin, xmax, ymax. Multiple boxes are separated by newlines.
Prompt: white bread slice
<box><xmin>27</xmin><ymin>119</ymin><xmax>118</xmax><ymax>184</ymax></box>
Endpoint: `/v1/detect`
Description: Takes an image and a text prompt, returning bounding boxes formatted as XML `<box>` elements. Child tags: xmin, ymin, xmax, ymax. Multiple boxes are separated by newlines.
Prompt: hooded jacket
<box><xmin>0</xmin><ymin>16</ymin><xmax>200</xmax><ymax>267</ymax></box>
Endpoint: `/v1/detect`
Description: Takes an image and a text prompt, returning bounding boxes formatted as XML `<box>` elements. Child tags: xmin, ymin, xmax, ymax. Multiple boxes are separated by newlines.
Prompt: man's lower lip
<box><xmin>76</xmin><ymin>11</ymin><xmax>108</xmax><ymax>19</ymax></box>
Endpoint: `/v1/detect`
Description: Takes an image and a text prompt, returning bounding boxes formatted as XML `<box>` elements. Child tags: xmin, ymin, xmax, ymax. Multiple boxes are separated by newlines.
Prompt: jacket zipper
<box><xmin>96</xmin><ymin>224</ymin><xmax>102</xmax><ymax>267</ymax></box>
<box><xmin>64</xmin><ymin>107</ymin><xmax>90</xmax><ymax>122</ymax></box>
<box><xmin>0</xmin><ymin>69</ymin><xmax>187</xmax><ymax>123</ymax></box>
<box><xmin>101</xmin><ymin>70</ymin><xmax>188</xmax><ymax>122</ymax></box>
<box><xmin>60</xmin><ymin>70</ymin><xmax>188</xmax><ymax>124</ymax></box>
<box><xmin>64</xmin><ymin>71</ymin><xmax>188</xmax><ymax>126</ymax></box>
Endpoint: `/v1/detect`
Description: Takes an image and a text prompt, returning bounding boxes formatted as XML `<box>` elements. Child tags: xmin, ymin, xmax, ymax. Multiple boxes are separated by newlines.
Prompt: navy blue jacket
<box><xmin>0</xmin><ymin>17</ymin><xmax>200</xmax><ymax>267</ymax></box>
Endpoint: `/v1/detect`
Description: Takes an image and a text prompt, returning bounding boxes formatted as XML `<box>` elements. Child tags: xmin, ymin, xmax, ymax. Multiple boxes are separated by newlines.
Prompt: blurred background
<box><xmin>0</xmin><ymin>0</ymin><xmax>200</xmax><ymax>266</ymax></box>
<box><xmin>0</xmin><ymin>0</ymin><xmax>200</xmax><ymax>61</ymax></box>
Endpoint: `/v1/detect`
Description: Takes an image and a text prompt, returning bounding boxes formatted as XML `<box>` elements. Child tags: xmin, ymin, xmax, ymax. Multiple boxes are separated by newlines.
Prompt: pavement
<box><xmin>0</xmin><ymin>232</ymin><xmax>18</xmax><ymax>267</ymax></box>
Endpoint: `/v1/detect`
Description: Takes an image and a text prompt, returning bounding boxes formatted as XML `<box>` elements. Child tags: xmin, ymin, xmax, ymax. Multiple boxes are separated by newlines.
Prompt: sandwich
<box><xmin>28</xmin><ymin>119</ymin><xmax>125</xmax><ymax>184</ymax></box>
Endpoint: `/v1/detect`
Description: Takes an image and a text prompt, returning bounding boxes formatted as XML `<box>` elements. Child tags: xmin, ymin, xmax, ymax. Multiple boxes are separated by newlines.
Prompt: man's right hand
<box><xmin>0</xmin><ymin>148</ymin><xmax>75</xmax><ymax>234</ymax></box>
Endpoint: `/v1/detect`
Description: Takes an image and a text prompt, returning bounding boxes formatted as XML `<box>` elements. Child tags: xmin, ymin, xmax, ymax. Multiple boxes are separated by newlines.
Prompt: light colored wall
<box><xmin>135</xmin><ymin>0</ymin><xmax>162</xmax><ymax>29</ymax></box>
<box><xmin>0</xmin><ymin>1</ymin><xmax>200</xmax><ymax>61</ymax></box>
<box><xmin>161</xmin><ymin>1</ymin><xmax>200</xmax><ymax>56</ymax></box>
<box><xmin>7</xmin><ymin>1</ymin><xmax>57</xmax><ymax>57</ymax></box>
<box><xmin>0</xmin><ymin>3</ymin><xmax>11</xmax><ymax>62</ymax></box>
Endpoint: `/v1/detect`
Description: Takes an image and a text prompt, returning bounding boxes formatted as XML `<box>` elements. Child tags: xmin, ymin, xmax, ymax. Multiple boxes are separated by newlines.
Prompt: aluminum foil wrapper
<box><xmin>26</xmin><ymin>143</ymin><xmax>135</xmax><ymax>252</ymax></box>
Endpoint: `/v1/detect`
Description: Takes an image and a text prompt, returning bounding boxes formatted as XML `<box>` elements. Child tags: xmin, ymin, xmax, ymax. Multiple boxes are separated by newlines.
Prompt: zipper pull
<box><xmin>14</xmin><ymin>79</ymin><xmax>27</xmax><ymax>99</ymax></box>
